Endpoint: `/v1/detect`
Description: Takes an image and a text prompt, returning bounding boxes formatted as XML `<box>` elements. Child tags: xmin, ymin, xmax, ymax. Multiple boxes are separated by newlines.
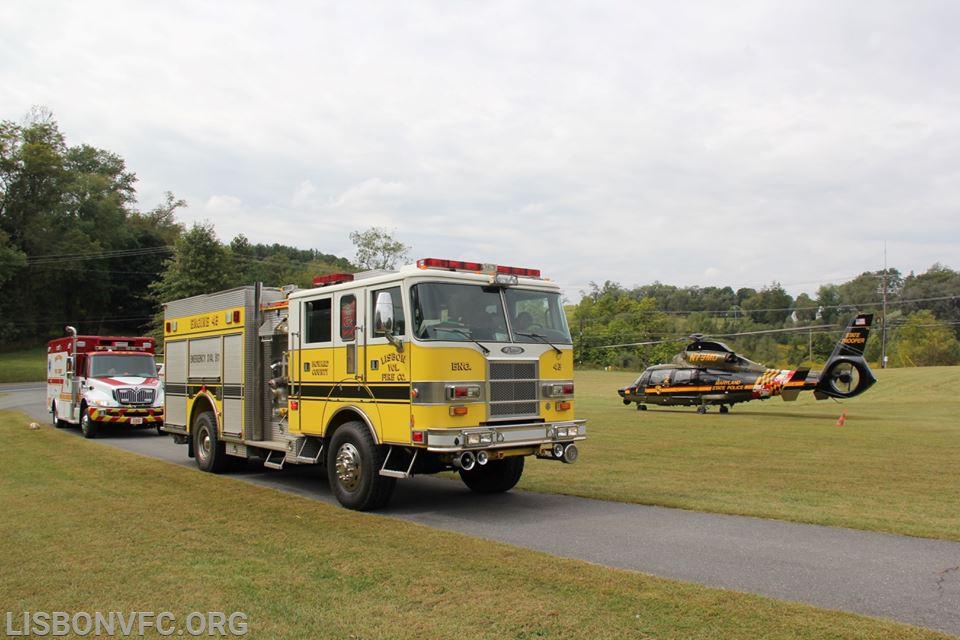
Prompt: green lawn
<box><xmin>0</xmin><ymin>345</ymin><xmax>45</xmax><ymax>382</ymax></box>
<box><xmin>1</xmin><ymin>412</ymin><xmax>950</xmax><ymax>640</ymax></box>
<box><xmin>522</xmin><ymin>366</ymin><xmax>960</xmax><ymax>541</ymax></box>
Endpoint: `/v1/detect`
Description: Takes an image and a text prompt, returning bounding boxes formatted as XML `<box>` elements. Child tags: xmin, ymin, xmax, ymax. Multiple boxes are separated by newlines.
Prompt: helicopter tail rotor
<box><xmin>814</xmin><ymin>357</ymin><xmax>876</xmax><ymax>399</ymax></box>
<box><xmin>813</xmin><ymin>313</ymin><xmax>877</xmax><ymax>400</ymax></box>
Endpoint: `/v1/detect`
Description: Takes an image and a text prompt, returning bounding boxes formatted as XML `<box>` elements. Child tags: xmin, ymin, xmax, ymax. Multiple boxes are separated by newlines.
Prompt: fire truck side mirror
<box><xmin>374</xmin><ymin>291</ymin><xmax>403</xmax><ymax>352</ymax></box>
<box><xmin>374</xmin><ymin>292</ymin><xmax>394</xmax><ymax>333</ymax></box>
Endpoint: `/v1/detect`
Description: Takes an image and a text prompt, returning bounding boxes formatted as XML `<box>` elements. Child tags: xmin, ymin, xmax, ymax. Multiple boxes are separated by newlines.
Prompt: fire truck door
<box><xmin>335</xmin><ymin>292</ymin><xmax>364</xmax><ymax>381</ymax></box>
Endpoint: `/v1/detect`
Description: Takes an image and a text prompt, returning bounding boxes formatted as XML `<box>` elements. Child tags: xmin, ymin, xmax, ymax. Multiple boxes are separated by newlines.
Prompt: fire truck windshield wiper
<box><xmin>518</xmin><ymin>332</ymin><xmax>562</xmax><ymax>355</ymax></box>
<box><xmin>446</xmin><ymin>328</ymin><xmax>491</xmax><ymax>355</ymax></box>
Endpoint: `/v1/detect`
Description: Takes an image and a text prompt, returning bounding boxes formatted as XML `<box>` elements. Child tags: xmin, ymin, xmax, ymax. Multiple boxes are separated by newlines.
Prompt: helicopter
<box><xmin>617</xmin><ymin>314</ymin><xmax>876</xmax><ymax>413</ymax></box>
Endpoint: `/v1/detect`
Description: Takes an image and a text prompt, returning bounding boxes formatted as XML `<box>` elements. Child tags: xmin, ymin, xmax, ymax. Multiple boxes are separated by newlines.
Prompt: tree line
<box><xmin>0</xmin><ymin>109</ymin><xmax>358</xmax><ymax>346</ymax></box>
<box><xmin>2</xmin><ymin>110</ymin><xmax>958</xmax><ymax>366</ymax></box>
<box><xmin>571</xmin><ymin>267</ymin><xmax>960</xmax><ymax>369</ymax></box>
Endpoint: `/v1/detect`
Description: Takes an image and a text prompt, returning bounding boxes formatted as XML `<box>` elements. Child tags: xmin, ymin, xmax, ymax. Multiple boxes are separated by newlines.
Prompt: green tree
<box><xmin>349</xmin><ymin>227</ymin><xmax>410</xmax><ymax>270</ymax></box>
<box><xmin>900</xmin><ymin>264</ymin><xmax>960</xmax><ymax>339</ymax></box>
<box><xmin>793</xmin><ymin>293</ymin><xmax>817</xmax><ymax>322</ymax></box>
<box><xmin>151</xmin><ymin>222</ymin><xmax>231</xmax><ymax>303</ymax></box>
<box><xmin>0</xmin><ymin>109</ymin><xmax>186</xmax><ymax>343</ymax></box>
<box><xmin>890</xmin><ymin>310</ymin><xmax>960</xmax><ymax>366</ymax></box>
<box><xmin>573</xmin><ymin>281</ymin><xmax>671</xmax><ymax>368</ymax></box>
<box><xmin>740</xmin><ymin>283</ymin><xmax>793</xmax><ymax>325</ymax></box>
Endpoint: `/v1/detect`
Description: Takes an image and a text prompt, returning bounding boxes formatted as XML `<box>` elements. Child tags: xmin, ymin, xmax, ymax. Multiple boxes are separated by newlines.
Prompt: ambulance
<box><xmin>47</xmin><ymin>327</ymin><xmax>164</xmax><ymax>438</ymax></box>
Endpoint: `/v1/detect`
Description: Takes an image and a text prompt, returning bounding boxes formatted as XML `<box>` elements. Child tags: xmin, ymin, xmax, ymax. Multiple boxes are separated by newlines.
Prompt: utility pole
<box><xmin>881</xmin><ymin>242</ymin><xmax>888</xmax><ymax>368</ymax></box>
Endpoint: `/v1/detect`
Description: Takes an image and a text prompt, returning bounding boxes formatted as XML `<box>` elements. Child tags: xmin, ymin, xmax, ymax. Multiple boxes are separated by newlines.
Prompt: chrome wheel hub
<box><xmin>198</xmin><ymin>429</ymin><xmax>212</xmax><ymax>461</ymax></box>
<box><xmin>335</xmin><ymin>443</ymin><xmax>362</xmax><ymax>491</ymax></box>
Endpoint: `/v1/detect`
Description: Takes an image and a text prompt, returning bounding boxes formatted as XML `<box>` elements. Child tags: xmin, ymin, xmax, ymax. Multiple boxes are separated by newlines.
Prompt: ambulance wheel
<box><xmin>80</xmin><ymin>410</ymin><xmax>98</xmax><ymax>438</ymax></box>
<box><xmin>193</xmin><ymin>411</ymin><xmax>227</xmax><ymax>473</ymax></box>
<box><xmin>459</xmin><ymin>456</ymin><xmax>525</xmax><ymax>494</ymax></box>
<box><xmin>697</xmin><ymin>405</ymin><xmax>708</xmax><ymax>414</ymax></box>
<box><xmin>637</xmin><ymin>404</ymin><xmax>647</xmax><ymax>411</ymax></box>
<box><xmin>51</xmin><ymin>402</ymin><xmax>66</xmax><ymax>428</ymax></box>
<box><xmin>327</xmin><ymin>421</ymin><xmax>396</xmax><ymax>511</ymax></box>
<box><xmin>719</xmin><ymin>405</ymin><xmax>730</xmax><ymax>414</ymax></box>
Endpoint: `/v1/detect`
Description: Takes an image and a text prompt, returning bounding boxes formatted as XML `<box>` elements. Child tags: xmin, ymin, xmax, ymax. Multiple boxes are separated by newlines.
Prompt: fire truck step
<box><xmin>263</xmin><ymin>450</ymin><xmax>286</xmax><ymax>470</ymax></box>
<box><xmin>379</xmin><ymin>447</ymin><xmax>418</xmax><ymax>479</ymax></box>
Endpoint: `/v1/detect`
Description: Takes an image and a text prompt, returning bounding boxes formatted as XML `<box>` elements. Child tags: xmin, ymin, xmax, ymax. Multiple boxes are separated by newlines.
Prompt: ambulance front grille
<box><xmin>115</xmin><ymin>387</ymin><xmax>156</xmax><ymax>406</ymax></box>
<box><xmin>488</xmin><ymin>361</ymin><xmax>538</xmax><ymax>419</ymax></box>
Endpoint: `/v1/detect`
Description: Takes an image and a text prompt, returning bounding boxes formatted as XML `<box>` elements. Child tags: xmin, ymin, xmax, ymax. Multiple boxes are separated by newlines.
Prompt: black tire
<box><xmin>193</xmin><ymin>410</ymin><xmax>227</xmax><ymax>473</ymax></box>
<box><xmin>51</xmin><ymin>402</ymin><xmax>67</xmax><ymax>429</ymax></box>
<box><xmin>80</xmin><ymin>408</ymin><xmax>98</xmax><ymax>439</ymax></box>
<box><xmin>697</xmin><ymin>405</ymin><xmax>708</xmax><ymax>414</ymax></box>
<box><xmin>326</xmin><ymin>421</ymin><xmax>396</xmax><ymax>511</ymax></box>
<box><xmin>155</xmin><ymin>425</ymin><xmax>165</xmax><ymax>436</ymax></box>
<box><xmin>459</xmin><ymin>456</ymin><xmax>525</xmax><ymax>494</ymax></box>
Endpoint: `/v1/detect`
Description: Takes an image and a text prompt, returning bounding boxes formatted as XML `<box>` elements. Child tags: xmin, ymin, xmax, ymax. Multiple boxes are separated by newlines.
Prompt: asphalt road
<box><xmin>5</xmin><ymin>382</ymin><xmax>960</xmax><ymax>637</ymax></box>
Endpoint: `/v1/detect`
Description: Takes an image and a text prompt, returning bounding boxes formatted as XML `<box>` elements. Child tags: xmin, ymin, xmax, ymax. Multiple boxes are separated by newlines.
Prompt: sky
<box><xmin>2</xmin><ymin>1</ymin><xmax>959</xmax><ymax>301</ymax></box>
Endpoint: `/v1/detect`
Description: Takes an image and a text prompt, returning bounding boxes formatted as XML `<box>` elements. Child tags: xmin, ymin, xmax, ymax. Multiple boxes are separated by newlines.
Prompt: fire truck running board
<box><xmin>380</xmin><ymin>447</ymin><xmax>418</xmax><ymax>479</ymax></box>
<box><xmin>261</xmin><ymin>437</ymin><xmax>324</xmax><ymax>470</ymax></box>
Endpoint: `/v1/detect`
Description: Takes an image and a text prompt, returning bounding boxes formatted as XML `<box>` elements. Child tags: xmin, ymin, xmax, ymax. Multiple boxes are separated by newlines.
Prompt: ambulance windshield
<box><xmin>411</xmin><ymin>283</ymin><xmax>572</xmax><ymax>344</ymax></box>
<box><xmin>89</xmin><ymin>354</ymin><xmax>158</xmax><ymax>378</ymax></box>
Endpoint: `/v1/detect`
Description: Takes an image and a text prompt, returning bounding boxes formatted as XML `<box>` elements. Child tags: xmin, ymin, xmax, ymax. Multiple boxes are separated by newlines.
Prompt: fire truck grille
<box><xmin>488</xmin><ymin>361</ymin><xmax>538</xmax><ymax>419</ymax></box>
<box><xmin>115</xmin><ymin>387</ymin><xmax>156</xmax><ymax>406</ymax></box>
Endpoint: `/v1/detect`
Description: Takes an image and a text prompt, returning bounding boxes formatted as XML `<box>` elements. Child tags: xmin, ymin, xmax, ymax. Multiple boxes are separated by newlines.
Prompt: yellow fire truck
<box><xmin>162</xmin><ymin>258</ymin><xmax>585</xmax><ymax>510</ymax></box>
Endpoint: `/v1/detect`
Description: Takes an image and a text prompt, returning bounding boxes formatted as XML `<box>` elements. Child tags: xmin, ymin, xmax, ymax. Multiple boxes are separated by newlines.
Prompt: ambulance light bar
<box><xmin>416</xmin><ymin>258</ymin><xmax>541</xmax><ymax>279</ymax></box>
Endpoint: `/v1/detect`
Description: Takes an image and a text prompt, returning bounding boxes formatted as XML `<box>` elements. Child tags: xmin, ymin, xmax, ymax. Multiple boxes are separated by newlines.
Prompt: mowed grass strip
<box><xmin>523</xmin><ymin>367</ymin><xmax>960</xmax><ymax>541</ymax></box>
<box><xmin>0</xmin><ymin>346</ymin><xmax>46</xmax><ymax>383</ymax></box>
<box><xmin>0</xmin><ymin>412</ymin><xmax>949</xmax><ymax>640</ymax></box>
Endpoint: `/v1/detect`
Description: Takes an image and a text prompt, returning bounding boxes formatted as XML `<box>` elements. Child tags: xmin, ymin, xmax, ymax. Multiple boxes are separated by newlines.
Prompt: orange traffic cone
<box><xmin>835</xmin><ymin>410</ymin><xmax>847</xmax><ymax>427</ymax></box>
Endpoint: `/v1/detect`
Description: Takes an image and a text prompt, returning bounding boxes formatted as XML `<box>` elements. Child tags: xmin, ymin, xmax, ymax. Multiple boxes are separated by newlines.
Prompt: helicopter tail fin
<box><xmin>781</xmin><ymin>368</ymin><xmax>809</xmax><ymax>401</ymax></box>
<box><xmin>814</xmin><ymin>314</ymin><xmax>877</xmax><ymax>400</ymax></box>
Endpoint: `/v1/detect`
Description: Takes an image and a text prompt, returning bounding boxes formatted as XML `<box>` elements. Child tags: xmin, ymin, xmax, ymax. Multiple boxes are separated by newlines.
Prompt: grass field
<box><xmin>1</xmin><ymin>412</ymin><xmax>951</xmax><ymax>640</ymax></box>
<box><xmin>522</xmin><ymin>366</ymin><xmax>960</xmax><ymax>541</ymax></box>
<box><xmin>0</xmin><ymin>345</ymin><xmax>45</xmax><ymax>382</ymax></box>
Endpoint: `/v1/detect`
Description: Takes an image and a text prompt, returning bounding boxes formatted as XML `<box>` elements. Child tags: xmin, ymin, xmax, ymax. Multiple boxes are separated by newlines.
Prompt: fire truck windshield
<box><xmin>411</xmin><ymin>282</ymin><xmax>572</xmax><ymax>344</ymax></box>
<box><xmin>89</xmin><ymin>354</ymin><xmax>158</xmax><ymax>378</ymax></box>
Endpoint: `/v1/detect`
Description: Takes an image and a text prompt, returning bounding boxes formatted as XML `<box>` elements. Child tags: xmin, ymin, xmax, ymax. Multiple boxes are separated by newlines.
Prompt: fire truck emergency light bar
<box><xmin>313</xmin><ymin>273</ymin><xmax>356</xmax><ymax>287</ymax></box>
<box><xmin>416</xmin><ymin>258</ymin><xmax>541</xmax><ymax>278</ymax></box>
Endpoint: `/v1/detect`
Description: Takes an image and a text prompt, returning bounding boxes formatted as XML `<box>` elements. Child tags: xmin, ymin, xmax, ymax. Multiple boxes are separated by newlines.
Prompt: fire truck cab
<box><xmin>162</xmin><ymin>258</ymin><xmax>586</xmax><ymax>510</ymax></box>
<box><xmin>47</xmin><ymin>327</ymin><xmax>164</xmax><ymax>438</ymax></box>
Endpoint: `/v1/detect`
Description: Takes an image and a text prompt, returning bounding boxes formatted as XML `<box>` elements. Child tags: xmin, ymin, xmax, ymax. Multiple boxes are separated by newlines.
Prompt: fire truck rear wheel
<box><xmin>193</xmin><ymin>410</ymin><xmax>227</xmax><ymax>473</ymax></box>
<box><xmin>459</xmin><ymin>456</ymin><xmax>525</xmax><ymax>494</ymax></box>
<box><xmin>327</xmin><ymin>421</ymin><xmax>396</xmax><ymax>511</ymax></box>
<box><xmin>80</xmin><ymin>409</ymin><xmax>98</xmax><ymax>439</ymax></box>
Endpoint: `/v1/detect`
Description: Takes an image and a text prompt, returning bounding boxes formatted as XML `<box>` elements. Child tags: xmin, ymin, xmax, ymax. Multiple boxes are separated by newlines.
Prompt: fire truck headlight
<box><xmin>463</xmin><ymin>431</ymin><xmax>494</xmax><ymax>447</ymax></box>
<box><xmin>91</xmin><ymin>397</ymin><xmax>117</xmax><ymax>408</ymax></box>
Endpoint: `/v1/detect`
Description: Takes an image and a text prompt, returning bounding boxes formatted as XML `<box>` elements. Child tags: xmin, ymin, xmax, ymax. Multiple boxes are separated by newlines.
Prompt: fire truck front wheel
<box><xmin>327</xmin><ymin>421</ymin><xmax>396</xmax><ymax>511</ymax></box>
<box><xmin>193</xmin><ymin>411</ymin><xmax>227</xmax><ymax>473</ymax></box>
<box><xmin>459</xmin><ymin>456</ymin><xmax>525</xmax><ymax>494</ymax></box>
